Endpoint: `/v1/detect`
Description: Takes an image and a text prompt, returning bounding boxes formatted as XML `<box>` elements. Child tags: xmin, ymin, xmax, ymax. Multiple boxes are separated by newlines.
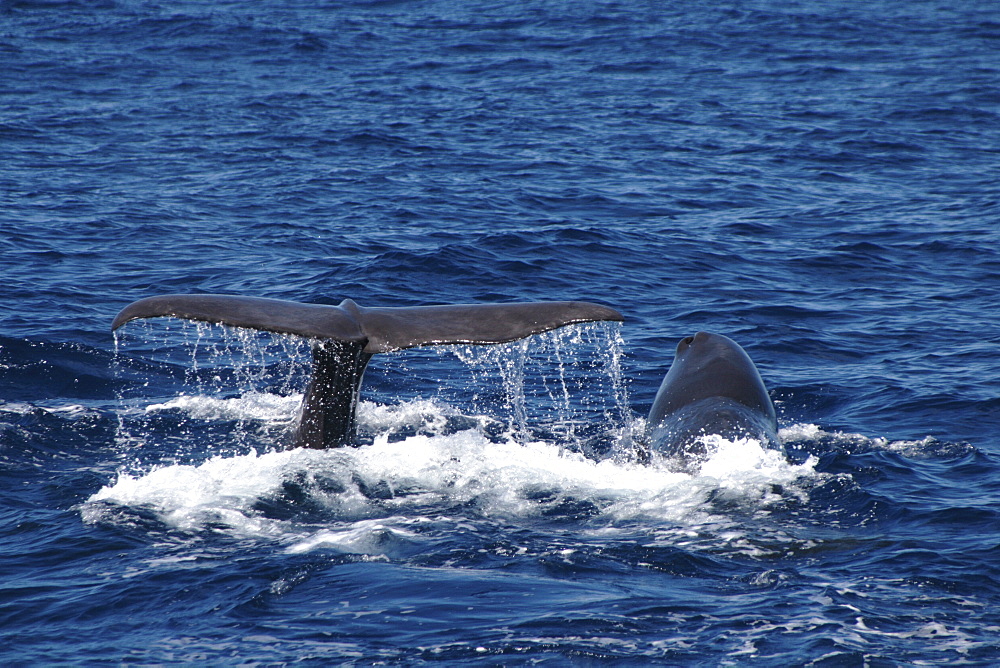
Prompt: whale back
<box><xmin>646</xmin><ymin>331</ymin><xmax>779</xmax><ymax>466</ymax></box>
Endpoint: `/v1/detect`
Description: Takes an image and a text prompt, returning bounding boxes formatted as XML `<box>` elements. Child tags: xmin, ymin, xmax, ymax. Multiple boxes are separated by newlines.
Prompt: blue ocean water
<box><xmin>2</xmin><ymin>0</ymin><xmax>999</xmax><ymax>663</ymax></box>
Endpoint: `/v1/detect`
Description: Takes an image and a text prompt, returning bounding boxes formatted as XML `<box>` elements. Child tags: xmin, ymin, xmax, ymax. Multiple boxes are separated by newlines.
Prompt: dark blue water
<box><xmin>3</xmin><ymin>0</ymin><xmax>999</xmax><ymax>663</ymax></box>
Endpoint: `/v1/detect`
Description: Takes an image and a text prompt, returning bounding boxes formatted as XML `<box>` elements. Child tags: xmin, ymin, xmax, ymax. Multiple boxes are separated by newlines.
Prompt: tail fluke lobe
<box><xmin>111</xmin><ymin>294</ymin><xmax>367</xmax><ymax>344</ymax></box>
<box><xmin>111</xmin><ymin>294</ymin><xmax>622</xmax><ymax>353</ymax></box>
<box><xmin>112</xmin><ymin>294</ymin><xmax>623</xmax><ymax>448</ymax></box>
<box><xmin>356</xmin><ymin>300</ymin><xmax>623</xmax><ymax>352</ymax></box>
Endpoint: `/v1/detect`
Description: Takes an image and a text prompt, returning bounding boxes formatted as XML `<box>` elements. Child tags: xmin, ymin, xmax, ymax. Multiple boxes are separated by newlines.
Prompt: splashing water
<box><xmin>84</xmin><ymin>422</ymin><xmax>820</xmax><ymax>553</ymax></box>
<box><xmin>95</xmin><ymin>318</ymin><xmax>819</xmax><ymax>554</ymax></box>
<box><xmin>111</xmin><ymin>319</ymin><xmax>632</xmax><ymax>463</ymax></box>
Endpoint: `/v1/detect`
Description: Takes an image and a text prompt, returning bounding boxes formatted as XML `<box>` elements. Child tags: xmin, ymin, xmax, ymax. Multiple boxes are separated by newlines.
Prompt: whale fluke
<box><xmin>112</xmin><ymin>294</ymin><xmax>623</xmax><ymax>448</ymax></box>
<box><xmin>111</xmin><ymin>294</ymin><xmax>622</xmax><ymax>353</ymax></box>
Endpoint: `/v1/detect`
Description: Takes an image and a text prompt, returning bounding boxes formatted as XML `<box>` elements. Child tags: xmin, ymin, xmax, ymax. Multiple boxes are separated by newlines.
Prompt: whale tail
<box><xmin>112</xmin><ymin>294</ymin><xmax>623</xmax><ymax>448</ymax></box>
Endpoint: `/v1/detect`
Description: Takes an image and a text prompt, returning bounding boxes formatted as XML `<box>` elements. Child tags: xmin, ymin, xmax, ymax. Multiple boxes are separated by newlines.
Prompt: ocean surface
<box><xmin>2</xmin><ymin>0</ymin><xmax>999</xmax><ymax>664</ymax></box>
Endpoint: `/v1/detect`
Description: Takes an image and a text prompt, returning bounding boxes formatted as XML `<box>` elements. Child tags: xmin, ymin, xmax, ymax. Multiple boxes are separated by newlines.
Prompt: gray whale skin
<box><xmin>643</xmin><ymin>331</ymin><xmax>781</xmax><ymax>469</ymax></box>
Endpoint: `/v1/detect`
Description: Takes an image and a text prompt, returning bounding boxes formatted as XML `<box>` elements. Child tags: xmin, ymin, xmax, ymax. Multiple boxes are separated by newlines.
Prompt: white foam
<box><xmin>86</xmin><ymin>447</ymin><xmax>327</xmax><ymax>534</ymax></box>
<box><xmin>141</xmin><ymin>393</ymin><xmax>497</xmax><ymax>438</ymax></box>
<box><xmin>146</xmin><ymin>391</ymin><xmax>301</xmax><ymax>423</ymax></box>
<box><xmin>699</xmin><ymin>435</ymin><xmax>817</xmax><ymax>487</ymax></box>
<box><xmin>85</xmin><ymin>411</ymin><xmax>819</xmax><ymax>555</ymax></box>
<box><xmin>354</xmin><ymin>397</ymin><xmax>499</xmax><ymax>434</ymax></box>
<box><xmin>286</xmin><ymin>517</ymin><xmax>421</xmax><ymax>556</ymax></box>
<box><xmin>779</xmin><ymin>422</ymin><xmax>947</xmax><ymax>458</ymax></box>
<box><xmin>0</xmin><ymin>401</ymin><xmax>95</xmax><ymax>418</ymax></box>
<box><xmin>778</xmin><ymin>423</ymin><xmax>825</xmax><ymax>441</ymax></box>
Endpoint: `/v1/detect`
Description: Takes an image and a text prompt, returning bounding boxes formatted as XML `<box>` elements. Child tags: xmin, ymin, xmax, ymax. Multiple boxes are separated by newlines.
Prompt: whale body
<box><xmin>645</xmin><ymin>331</ymin><xmax>781</xmax><ymax>469</ymax></box>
